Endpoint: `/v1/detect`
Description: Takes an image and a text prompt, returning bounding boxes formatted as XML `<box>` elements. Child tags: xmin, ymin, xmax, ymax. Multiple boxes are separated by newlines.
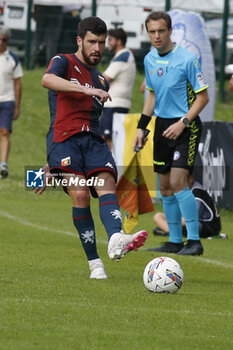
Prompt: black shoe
<box><xmin>153</xmin><ymin>227</ymin><xmax>169</xmax><ymax>237</ymax></box>
<box><xmin>0</xmin><ymin>164</ymin><xmax>8</xmax><ymax>178</ymax></box>
<box><xmin>147</xmin><ymin>242</ymin><xmax>184</xmax><ymax>253</ymax></box>
<box><xmin>178</xmin><ymin>240</ymin><xmax>203</xmax><ymax>255</ymax></box>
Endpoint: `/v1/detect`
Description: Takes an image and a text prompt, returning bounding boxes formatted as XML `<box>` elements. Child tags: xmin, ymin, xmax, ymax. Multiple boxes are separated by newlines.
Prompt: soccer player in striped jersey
<box><xmin>41</xmin><ymin>17</ymin><xmax>147</xmax><ymax>279</ymax></box>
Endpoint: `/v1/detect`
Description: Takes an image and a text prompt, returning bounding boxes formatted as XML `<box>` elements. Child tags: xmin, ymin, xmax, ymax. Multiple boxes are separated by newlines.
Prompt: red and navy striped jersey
<box><xmin>45</xmin><ymin>53</ymin><xmax>109</xmax><ymax>143</ymax></box>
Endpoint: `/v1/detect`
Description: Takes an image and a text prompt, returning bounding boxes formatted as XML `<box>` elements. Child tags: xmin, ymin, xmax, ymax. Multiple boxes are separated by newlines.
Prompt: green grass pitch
<box><xmin>0</xmin><ymin>67</ymin><xmax>232</xmax><ymax>350</ymax></box>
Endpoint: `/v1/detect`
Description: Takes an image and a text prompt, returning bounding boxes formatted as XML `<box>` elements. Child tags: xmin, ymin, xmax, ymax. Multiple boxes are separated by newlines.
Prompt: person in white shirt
<box><xmin>100</xmin><ymin>28</ymin><xmax>136</xmax><ymax>150</ymax></box>
<box><xmin>0</xmin><ymin>26</ymin><xmax>23</xmax><ymax>178</ymax></box>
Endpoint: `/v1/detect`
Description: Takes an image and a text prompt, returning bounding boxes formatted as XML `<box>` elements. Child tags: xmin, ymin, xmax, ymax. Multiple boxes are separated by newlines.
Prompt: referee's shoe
<box><xmin>178</xmin><ymin>240</ymin><xmax>203</xmax><ymax>255</ymax></box>
<box><xmin>146</xmin><ymin>242</ymin><xmax>184</xmax><ymax>254</ymax></box>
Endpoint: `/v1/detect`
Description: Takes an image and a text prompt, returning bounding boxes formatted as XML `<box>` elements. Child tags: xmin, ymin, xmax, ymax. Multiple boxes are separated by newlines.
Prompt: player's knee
<box><xmin>0</xmin><ymin>128</ymin><xmax>10</xmax><ymax>137</ymax></box>
<box><xmin>70</xmin><ymin>189</ymin><xmax>90</xmax><ymax>207</ymax></box>
<box><xmin>159</xmin><ymin>183</ymin><xmax>171</xmax><ymax>196</ymax></box>
<box><xmin>170</xmin><ymin>178</ymin><xmax>187</xmax><ymax>192</ymax></box>
<box><xmin>95</xmin><ymin>172</ymin><xmax>116</xmax><ymax>196</ymax></box>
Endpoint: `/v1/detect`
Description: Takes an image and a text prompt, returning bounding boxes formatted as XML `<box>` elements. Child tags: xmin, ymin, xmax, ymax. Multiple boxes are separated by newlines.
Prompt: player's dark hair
<box><xmin>145</xmin><ymin>11</ymin><xmax>172</xmax><ymax>31</ymax></box>
<box><xmin>108</xmin><ymin>28</ymin><xmax>127</xmax><ymax>46</ymax></box>
<box><xmin>78</xmin><ymin>16</ymin><xmax>107</xmax><ymax>39</ymax></box>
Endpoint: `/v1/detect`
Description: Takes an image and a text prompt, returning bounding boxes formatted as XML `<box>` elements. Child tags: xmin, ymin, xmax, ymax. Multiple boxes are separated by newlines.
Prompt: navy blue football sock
<box><xmin>175</xmin><ymin>187</ymin><xmax>199</xmax><ymax>241</ymax></box>
<box><xmin>99</xmin><ymin>193</ymin><xmax>122</xmax><ymax>239</ymax></box>
<box><xmin>73</xmin><ymin>206</ymin><xmax>99</xmax><ymax>261</ymax></box>
<box><xmin>162</xmin><ymin>195</ymin><xmax>183</xmax><ymax>243</ymax></box>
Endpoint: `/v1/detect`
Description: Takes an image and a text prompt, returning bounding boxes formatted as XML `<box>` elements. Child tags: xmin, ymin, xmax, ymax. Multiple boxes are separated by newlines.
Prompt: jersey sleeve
<box><xmin>186</xmin><ymin>56</ymin><xmax>209</xmax><ymax>93</ymax></box>
<box><xmin>104</xmin><ymin>51</ymin><xmax>130</xmax><ymax>80</ymax></box>
<box><xmin>144</xmin><ymin>55</ymin><xmax>154</xmax><ymax>91</ymax></box>
<box><xmin>104</xmin><ymin>61</ymin><xmax>121</xmax><ymax>80</ymax></box>
<box><xmin>104</xmin><ymin>76</ymin><xmax>110</xmax><ymax>92</ymax></box>
<box><xmin>9</xmin><ymin>51</ymin><xmax>23</xmax><ymax>79</ymax></box>
<box><xmin>46</xmin><ymin>54</ymin><xmax>69</xmax><ymax>78</ymax></box>
<box><xmin>13</xmin><ymin>62</ymin><xmax>23</xmax><ymax>79</ymax></box>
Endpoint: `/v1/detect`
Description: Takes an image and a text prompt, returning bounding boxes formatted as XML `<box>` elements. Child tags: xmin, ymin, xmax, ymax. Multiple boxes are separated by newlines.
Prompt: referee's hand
<box><xmin>163</xmin><ymin>119</ymin><xmax>185</xmax><ymax>140</ymax></box>
<box><xmin>133</xmin><ymin>129</ymin><xmax>147</xmax><ymax>153</ymax></box>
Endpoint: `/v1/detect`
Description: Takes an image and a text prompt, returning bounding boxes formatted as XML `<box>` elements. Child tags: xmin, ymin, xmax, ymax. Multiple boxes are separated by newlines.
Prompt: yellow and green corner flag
<box><xmin>116</xmin><ymin>154</ymin><xmax>154</xmax><ymax>233</ymax></box>
<box><xmin>114</xmin><ymin>113</ymin><xmax>156</xmax><ymax>233</ymax></box>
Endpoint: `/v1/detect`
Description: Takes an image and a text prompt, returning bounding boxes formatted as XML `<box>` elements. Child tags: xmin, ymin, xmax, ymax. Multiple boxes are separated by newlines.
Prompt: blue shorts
<box><xmin>0</xmin><ymin>101</ymin><xmax>15</xmax><ymax>131</ymax></box>
<box><xmin>100</xmin><ymin>107</ymin><xmax>129</xmax><ymax>137</ymax></box>
<box><xmin>47</xmin><ymin>132</ymin><xmax>118</xmax><ymax>196</ymax></box>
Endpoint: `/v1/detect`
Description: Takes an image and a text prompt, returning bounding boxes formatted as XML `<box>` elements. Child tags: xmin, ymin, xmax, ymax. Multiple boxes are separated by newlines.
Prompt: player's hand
<box><xmin>34</xmin><ymin>164</ymin><xmax>54</xmax><ymax>194</ymax></box>
<box><xmin>85</xmin><ymin>87</ymin><xmax>112</xmax><ymax>103</ymax></box>
<box><xmin>13</xmin><ymin>106</ymin><xmax>20</xmax><ymax>120</ymax></box>
<box><xmin>133</xmin><ymin>128</ymin><xmax>147</xmax><ymax>152</ymax></box>
<box><xmin>163</xmin><ymin>120</ymin><xmax>185</xmax><ymax>140</ymax></box>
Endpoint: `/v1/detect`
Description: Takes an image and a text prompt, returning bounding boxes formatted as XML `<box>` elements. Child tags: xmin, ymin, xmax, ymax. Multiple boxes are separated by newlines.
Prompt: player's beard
<box><xmin>108</xmin><ymin>41</ymin><xmax>117</xmax><ymax>53</ymax></box>
<box><xmin>81</xmin><ymin>46</ymin><xmax>101</xmax><ymax>67</ymax></box>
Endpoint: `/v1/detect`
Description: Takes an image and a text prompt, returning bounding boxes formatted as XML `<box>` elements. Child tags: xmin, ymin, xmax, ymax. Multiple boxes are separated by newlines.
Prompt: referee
<box><xmin>134</xmin><ymin>11</ymin><xmax>209</xmax><ymax>255</ymax></box>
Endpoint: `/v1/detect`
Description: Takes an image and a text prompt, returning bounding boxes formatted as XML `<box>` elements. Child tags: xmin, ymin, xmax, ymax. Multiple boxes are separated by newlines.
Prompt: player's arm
<box><xmin>163</xmin><ymin>89</ymin><xmax>209</xmax><ymax>140</ymax></box>
<box><xmin>13</xmin><ymin>78</ymin><xmax>22</xmax><ymax>120</ymax></box>
<box><xmin>102</xmin><ymin>73</ymin><xmax>113</xmax><ymax>83</ymax></box>
<box><xmin>41</xmin><ymin>73</ymin><xmax>111</xmax><ymax>103</ymax></box>
<box><xmin>185</xmin><ymin>89</ymin><xmax>209</xmax><ymax>121</ymax></box>
<box><xmin>102</xmin><ymin>60</ymin><xmax>121</xmax><ymax>83</ymax></box>
<box><xmin>133</xmin><ymin>90</ymin><xmax>155</xmax><ymax>152</ymax></box>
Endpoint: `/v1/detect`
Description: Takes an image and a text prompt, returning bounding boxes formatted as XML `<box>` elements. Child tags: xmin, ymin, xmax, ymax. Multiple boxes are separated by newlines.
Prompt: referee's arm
<box><xmin>133</xmin><ymin>90</ymin><xmax>155</xmax><ymax>152</ymax></box>
<box><xmin>183</xmin><ymin>89</ymin><xmax>209</xmax><ymax>124</ymax></box>
<box><xmin>163</xmin><ymin>89</ymin><xmax>209</xmax><ymax>140</ymax></box>
<box><xmin>142</xmin><ymin>90</ymin><xmax>155</xmax><ymax>117</ymax></box>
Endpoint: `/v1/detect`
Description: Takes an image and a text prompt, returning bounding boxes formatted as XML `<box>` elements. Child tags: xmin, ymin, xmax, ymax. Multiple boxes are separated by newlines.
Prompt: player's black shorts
<box><xmin>153</xmin><ymin>116</ymin><xmax>202</xmax><ymax>174</ymax></box>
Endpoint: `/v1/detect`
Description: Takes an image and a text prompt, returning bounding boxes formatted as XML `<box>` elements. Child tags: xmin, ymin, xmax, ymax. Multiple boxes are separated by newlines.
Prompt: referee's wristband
<box><xmin>137</xmin><ymin>114</ymin><xmax>151</xmax><ymax>130</ymax></box>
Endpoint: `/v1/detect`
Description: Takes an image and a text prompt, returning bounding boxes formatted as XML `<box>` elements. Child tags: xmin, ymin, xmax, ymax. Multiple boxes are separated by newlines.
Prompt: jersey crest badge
<box><xmin>157</xmin><ymin>67</ymin><xmax>164</xmax><ymax>77</ymax></box>
<box><xmin>61</xmin><ymin>156</ymin><xmax>71</xmax><ymax>166</ymax></box>
<box><xmin>98</xmin><ymin>75</ymin><xmax>106</xmax><ymax>87</ymax></box>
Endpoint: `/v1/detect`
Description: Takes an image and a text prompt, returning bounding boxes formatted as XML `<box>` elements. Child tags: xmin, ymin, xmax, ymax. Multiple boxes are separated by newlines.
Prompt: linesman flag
<box><xmin>116</xmin><ymin>155</ymin><xmax>154</xmax><ymax>233</ymax></box>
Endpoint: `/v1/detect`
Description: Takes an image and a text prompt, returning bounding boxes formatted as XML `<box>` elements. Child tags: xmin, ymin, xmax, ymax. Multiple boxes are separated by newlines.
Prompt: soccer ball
<box><xmin>143</xmin><ymin>256</ymin><xmax>183</xmax><ymax>294</ymax></box>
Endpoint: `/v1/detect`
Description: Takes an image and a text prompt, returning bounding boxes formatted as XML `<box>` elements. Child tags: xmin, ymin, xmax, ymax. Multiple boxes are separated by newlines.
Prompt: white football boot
<box><xmin>88</xmin><ymin>258</ymin><xmax>107</xmax><ymax>279</ymax></box>
<box><xmin>108</xmin><ymin>230</ymin><xmax>148</xmax><ymax>261</ymax></box>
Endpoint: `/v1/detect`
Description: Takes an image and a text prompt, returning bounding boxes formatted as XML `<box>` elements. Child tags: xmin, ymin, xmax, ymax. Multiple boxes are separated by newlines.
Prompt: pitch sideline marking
<box><xmin>195</xmin><ymin>256</ymin><xmax>233</xmax><ymax>269</ymax></box>
<box><xmin>1</xmin><ymin>210</ymin><xmax>232</xmax><ymax>269</ymax></box>
<box><xmin>0</xmin><ymin>209</ymin><xmax>107</xmax><ymax>244</ymax></box>
<box><xmin>0</xmin><ymin>209</ymin><xmax>76</xmax><ymax>237</ymax></box>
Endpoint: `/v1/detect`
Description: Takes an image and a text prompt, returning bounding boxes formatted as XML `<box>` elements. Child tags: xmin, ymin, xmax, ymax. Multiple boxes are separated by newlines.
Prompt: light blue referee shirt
<box><xmin>144</xmin><ymin>43</ymin><xmax>209</xmax><ymax>119</ymax></box>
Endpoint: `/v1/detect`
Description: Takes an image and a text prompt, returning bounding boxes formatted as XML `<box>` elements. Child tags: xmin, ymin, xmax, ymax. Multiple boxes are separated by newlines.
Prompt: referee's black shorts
<box><xmin>153</xmin><ymin>116</ymin><xmax>202</xmax><ymax>174</ymax></box>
